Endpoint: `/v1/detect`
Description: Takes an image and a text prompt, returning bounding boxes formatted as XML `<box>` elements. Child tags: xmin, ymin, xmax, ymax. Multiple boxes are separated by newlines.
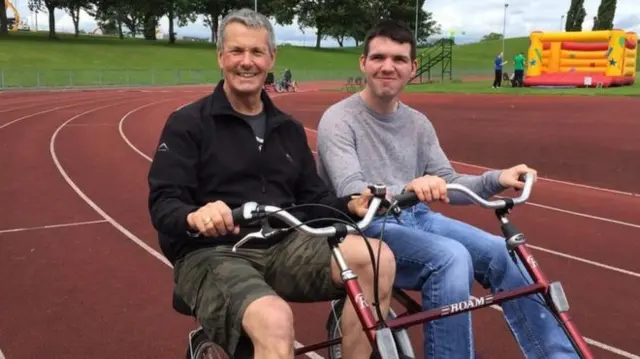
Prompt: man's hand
<box><xmin>405</xmin><ymin>175</ymin><xmax>450</xmax><ymax>204</ymax></box>
<box><xmin>499</xmin><ymin>164</ymin><xmax>537</xmax><ymax>189</ymax></box>
<box><xmin>347</xmin><ymin>187</ymin><xmax>376</xmax><ymax>217</ymax></box>
<box><xmin>187</xmin><ymin>201</ymin><xmax>240</xmax><ymax>237</ymax></box>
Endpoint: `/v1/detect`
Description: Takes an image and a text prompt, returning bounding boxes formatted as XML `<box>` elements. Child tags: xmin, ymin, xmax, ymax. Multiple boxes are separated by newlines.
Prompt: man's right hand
<box><xmin>187</xmin><ymin>201</ymin><xmax>240</xmax><ymax>237</ymax></box>
<box><xmin>405</xmin><ymin>175</ymin><xmax>450</xmax><ymax>204</ymax></box>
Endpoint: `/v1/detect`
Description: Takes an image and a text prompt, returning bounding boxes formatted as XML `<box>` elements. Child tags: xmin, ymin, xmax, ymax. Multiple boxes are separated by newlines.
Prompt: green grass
<box><xmin>0</xmin><ymin>30</ymin><xmax>637</xmax><ymax>95</ymax></box>
<box><xmin>0</xmin><ymin>31</ymin><xmax>364</xmax><ymax>87</ymax></box>
<box><xmin>402</xmin><ymin>79</ymin><xmax>640</xmax><ymax>96</ymax></box>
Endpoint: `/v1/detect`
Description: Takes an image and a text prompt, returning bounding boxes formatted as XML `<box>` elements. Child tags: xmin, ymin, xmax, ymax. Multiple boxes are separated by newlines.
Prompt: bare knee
<box><xmin>242</xmin><ymin>295</ymin><xmax>294</xmax><ymax>357</ymax></box>
<box><xmin>334</xmin><ymin>235</ymin><xmax>396</xmax><ymax>291</ymax></box>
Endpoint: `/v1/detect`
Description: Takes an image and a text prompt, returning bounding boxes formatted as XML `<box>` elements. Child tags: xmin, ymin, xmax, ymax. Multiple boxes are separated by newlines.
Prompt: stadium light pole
<box><xmin>502</xmin><ymin>2</ymin><xmax>508</xmax><ymax>55</ymax></box>
<box><xmin>561</xmin><ymin>14</ymin><xmax>565</xmax><ymax>31</ymax></box>
<box><xmin>255</xmin><ymin>0</ymin><xmax>257</xmax><ymax>11</ymax></box>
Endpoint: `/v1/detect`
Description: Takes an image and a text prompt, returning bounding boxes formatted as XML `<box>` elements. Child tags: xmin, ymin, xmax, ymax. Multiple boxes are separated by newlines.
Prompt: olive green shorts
<box><xmin>173</xmin><ymin>231</ymin><xmax>345</xmax><ymax>356</ymax></box>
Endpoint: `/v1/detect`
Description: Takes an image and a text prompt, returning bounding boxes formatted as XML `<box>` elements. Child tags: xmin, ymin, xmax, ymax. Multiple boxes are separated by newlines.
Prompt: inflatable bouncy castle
<box><xmin>524</xmin><ymin>29</ymin><xmax>637</xmax><ymax>88</ymax></box>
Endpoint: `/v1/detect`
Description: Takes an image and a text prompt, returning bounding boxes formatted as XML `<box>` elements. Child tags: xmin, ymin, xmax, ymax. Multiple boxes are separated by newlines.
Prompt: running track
<box><xmin>1</xmin><ymin>83</ymin><xmax>639</xmax><ymax>359</ymax></box>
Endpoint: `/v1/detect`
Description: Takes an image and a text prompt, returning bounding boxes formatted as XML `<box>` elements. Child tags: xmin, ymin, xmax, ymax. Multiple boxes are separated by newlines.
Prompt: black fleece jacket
<box><xmin>147</xmin><ymin>81</ymin><xmax>358</xmax><ymax>264</ymax></box>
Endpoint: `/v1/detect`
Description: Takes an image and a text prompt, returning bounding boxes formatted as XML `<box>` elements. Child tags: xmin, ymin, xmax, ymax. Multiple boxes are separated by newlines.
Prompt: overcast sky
<box><xmin>10</xmin><ymin>0</ymin><xmax>640</xmax><ymax>46</ymax></box>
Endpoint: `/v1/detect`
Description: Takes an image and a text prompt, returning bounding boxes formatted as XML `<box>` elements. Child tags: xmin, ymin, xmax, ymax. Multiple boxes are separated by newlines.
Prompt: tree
<box><xmin>481</xmin><ymin>32</ymin><xmax>503</xmax><ymax>41</ymax></box>
<box><xmin>29</xmin><ymin>0</ymin><xmax>64</xmax><ymax>38</ymax></box>
<box><xmin>0</xmin><ymin>4</ymin><xmax>8</xmax><ymax>36</ymax></box>
<box><xmin>592</xmin><ymin>0</ymin><xmax>617</xmax><ymax>30</ymax></box>
<box><xmin>62</xmin><ymin>0</ymin><xmax>92</xmax><ymax>37</ymax></box>
<box><xmin>564</xmin><ymin>0</ymin><xmax>586</xmax><ymax>31</ymax></box>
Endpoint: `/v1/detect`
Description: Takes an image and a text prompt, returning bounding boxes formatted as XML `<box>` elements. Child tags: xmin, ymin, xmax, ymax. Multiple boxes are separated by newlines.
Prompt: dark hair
<box><xmin>363</xmin><ymin>19</ymin><xmax>416</xmax><ymax>60</ymax></box>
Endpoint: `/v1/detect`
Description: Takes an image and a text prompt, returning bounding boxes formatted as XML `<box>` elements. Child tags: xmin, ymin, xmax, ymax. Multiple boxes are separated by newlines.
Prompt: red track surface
<box><xmin>1</xmin><ymin>83</ymin><xmax>639</xmax><ymax>359</ymax></box>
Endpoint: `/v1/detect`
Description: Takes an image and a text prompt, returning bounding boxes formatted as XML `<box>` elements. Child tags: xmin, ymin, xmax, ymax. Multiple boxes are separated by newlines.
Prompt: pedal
<box><xmin>549</xmin><ymin>281</ymin><xmax>570</xmax><ymax>313</ymax></box>
<box><xmin>376</xmin><ymin>327</ymin><xmax>399</xmax><ymax>359</ymax></box>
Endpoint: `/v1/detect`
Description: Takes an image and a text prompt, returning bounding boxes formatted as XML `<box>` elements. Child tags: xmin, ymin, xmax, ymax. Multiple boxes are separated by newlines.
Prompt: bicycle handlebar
<box><xmin>391</xmin><ymin>172</ymin><xmax>533</xmax><ymax>210</ymax></box>
<box><xmin>230</xmin><ymin>172</ymin><xmax>534</xmax><ymax>251</ymax></box>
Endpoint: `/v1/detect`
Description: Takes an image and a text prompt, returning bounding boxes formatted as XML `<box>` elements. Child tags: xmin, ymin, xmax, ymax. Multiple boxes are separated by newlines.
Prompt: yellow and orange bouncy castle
<box><xmin>524</xmin><ymin>29</ymin><xmax>637</xmax><ymax>87</ymax></box>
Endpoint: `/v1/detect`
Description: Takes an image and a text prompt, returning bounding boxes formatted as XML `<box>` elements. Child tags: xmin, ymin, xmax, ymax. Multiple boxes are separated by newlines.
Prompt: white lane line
<box><xmin>522</xmin><ymin>201</ymin><xmax>640</xmax><ymax>229</ymax></box>
<box><xmin>526</xmin><ymin>245</ymin><xmax>640</xmax><ymax>279</ymax></box>
<box><xmin>51</xmin><ymin>100</ymin><xmax>175</xmax><ymax>269</ymax></box>
<box><xmin>0</xmin><ymin>220</ymin><xmax>108</xmax><ymax>235</ymax></box>
<box><xmin>450</xmin><ymin>160</ymin><xmax>638</xmax><ymax>197</ymax></box>
<box><xmin>0</xmin><ymin>93</ymin><xmax>137</xmax><ymax>130</ymax></box>
<box><xmin>118</xmin><ymin>99</ymin><xmax>175</xmax><ymax>162</ymax></box>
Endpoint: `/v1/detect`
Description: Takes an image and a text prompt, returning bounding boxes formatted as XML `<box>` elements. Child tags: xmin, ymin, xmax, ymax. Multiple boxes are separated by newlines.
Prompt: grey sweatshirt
<box><xmin>316</xmin><ymin>93</ymin><xmax>506</xmax><ymax>205</ymax></box>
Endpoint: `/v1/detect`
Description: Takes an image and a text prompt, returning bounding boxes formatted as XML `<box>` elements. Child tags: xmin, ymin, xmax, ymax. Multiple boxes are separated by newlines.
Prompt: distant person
<box><xmin>492</xmin><ymin>52</ymin><xmax>508</xmax><ymax>88</ymax></box>
<box><xmin>513</xmin><ymin>52</ymin><xmax>526</xmax><ymax>87</ymax></box>
<box><xmin>281</xmin><ymin>67</ymin><xmax>297</xmax><ymax>91</ymax></box>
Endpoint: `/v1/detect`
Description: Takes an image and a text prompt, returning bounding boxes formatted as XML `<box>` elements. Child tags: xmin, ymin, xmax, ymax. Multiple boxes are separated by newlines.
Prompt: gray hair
<box><xmin>217</xmin><ymin>8</ymin><xmax>277</xmax><ymax>55</ymax></box>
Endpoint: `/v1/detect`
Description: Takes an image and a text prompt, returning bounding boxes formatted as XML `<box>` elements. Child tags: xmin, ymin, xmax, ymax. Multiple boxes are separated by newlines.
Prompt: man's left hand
<box><xmin>499</xmin><ymin>164</ymin><xmax>537</xmax><ymax>189</ymax></box>
<box><xmin>347</xmin><ymin>187</ymin><xmax>374</xmax><ymax>217</ymax></box>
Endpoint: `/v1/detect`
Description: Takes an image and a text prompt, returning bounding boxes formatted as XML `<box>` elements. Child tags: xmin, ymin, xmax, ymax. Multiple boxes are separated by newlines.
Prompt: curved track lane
<box><xmin>1</xmin><ymin>85</ymin><xmax>639</xmax><ymax>359</ymax></box>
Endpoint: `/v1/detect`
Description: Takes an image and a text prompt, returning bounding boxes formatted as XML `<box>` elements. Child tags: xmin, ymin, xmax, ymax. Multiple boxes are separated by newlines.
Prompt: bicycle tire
<box><xmin>326</xmin><ymin>298</ymin><xmax>416</xmax><ymax>359</ymax></box>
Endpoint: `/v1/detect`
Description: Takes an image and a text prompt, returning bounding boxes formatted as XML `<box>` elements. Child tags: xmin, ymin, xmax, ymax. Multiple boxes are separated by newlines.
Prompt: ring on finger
<box><xmin>202</xmin><ymin>216</ymin><xmax>212</xmax><ymax>224</ymax></box>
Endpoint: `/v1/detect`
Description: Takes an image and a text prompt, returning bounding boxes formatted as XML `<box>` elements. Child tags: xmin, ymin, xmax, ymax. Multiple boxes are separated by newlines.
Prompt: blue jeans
<box><xmin>363</xmin><ymin>203</ymin><xmax>578</xmax><ymax>359</ymax></box>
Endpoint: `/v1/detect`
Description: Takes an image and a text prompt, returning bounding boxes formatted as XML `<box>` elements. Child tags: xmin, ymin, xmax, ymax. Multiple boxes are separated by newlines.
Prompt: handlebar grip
<box><xmin>392</xmin><ymin>191</ymin><xmax>421</xmax><ymax>209</ymax></box>
<box><xmin>518</xmin><ymin>173</ymin><xmax>527</xmax><ymax>183</ymax></box>
<box><xmin>231</xmin><ymin>207</ymin><xmax>246</xmax><ymax>223</ymax></box>
<box><xmin>231</xmin><ymin>202</ymin><xmax>259</xmax><ymax>226</ymax></box>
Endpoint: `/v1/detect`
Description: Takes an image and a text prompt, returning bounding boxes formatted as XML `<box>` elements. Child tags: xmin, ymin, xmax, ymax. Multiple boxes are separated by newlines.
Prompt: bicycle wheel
<box><xmin>326</xmin><ymin>298</ymin><xmax>416</xmax><ymax>359</ymax></box>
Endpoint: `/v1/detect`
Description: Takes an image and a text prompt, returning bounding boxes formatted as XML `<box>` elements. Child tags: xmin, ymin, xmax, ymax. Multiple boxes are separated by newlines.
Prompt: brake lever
<box><xmin>232</xmin><ymin>218</ymin><xmax>285</xmax><ymax>252</ymax></box>
<box><xmin>232</xmin><ymin>229</ymin><xmax>266</xmax><ymax>252</ymax></box>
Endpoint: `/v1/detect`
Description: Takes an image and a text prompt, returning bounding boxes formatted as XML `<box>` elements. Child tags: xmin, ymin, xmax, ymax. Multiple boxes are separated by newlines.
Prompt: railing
<box><xmin>0</xmin><ymin>68</ymin><xmax>366</xmax><ymax>89</ymax></box>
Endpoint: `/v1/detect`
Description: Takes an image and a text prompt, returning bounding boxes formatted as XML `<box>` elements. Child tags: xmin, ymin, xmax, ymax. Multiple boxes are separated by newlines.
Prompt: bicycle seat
<box><xmin>172</xmin><ymin>289</ymin><xmax>193</xmax><ymax>316</ymax></box>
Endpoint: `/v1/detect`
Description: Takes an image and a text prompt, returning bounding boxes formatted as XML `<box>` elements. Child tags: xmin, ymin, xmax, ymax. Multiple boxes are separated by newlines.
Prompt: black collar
<box><xmin>210</xmin><ymin>79</ymin><xmax>286</xmax><ymax>121</ymax></box>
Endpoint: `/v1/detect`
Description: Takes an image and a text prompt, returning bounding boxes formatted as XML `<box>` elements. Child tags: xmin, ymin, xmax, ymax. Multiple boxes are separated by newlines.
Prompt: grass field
<box><xmin>0</xmin><ymin>30</ymin><xmax>527</xmax><ymax>88</ymax></box>
<box><xmin>0</xmin><ymin>30</ymin><xmax>638</xmax><ymax>96</ymax></box>
<box><xmin>402</xmin><ymin>78</ymin><xmax>640</xmax><ymax>96</ymax></box>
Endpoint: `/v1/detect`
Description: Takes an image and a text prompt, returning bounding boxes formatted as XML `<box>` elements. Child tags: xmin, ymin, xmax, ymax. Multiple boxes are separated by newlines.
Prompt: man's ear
<box><xmin>269</xmin><ymin>48</ymin><xmax>278</xmax><ymax>70</ymax></box>
<box><xmin>411</xmin><ymin>58</ymin><xmax>418</xmax><ymax>77</ymax></box>
<box><xmin>217</xmin><ymin>48</ymin><xmax>223</xmax><ymax>69</ymax></box>
<box><xmin>359</xmin><ymin>54</ymin><xmax>366</xmax><ymax>73</ymax></box>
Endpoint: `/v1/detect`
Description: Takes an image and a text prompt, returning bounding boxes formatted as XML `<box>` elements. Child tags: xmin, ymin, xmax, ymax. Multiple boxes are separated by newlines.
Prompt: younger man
<box><xmin>317</xmin><ymin>19</ymin><xmax>579</xmax><ymax>359</ymax></box>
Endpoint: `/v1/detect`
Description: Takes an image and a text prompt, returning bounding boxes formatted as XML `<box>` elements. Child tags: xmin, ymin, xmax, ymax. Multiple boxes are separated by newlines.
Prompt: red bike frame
<box><xmin>293</xmin><ymin>209</ymin><xmax>595</xmax><ymax>359</ymax></box>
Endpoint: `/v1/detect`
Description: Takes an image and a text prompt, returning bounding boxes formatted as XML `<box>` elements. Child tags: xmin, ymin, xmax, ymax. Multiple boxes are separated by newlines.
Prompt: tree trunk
<box><xmin>71</xmin><ymin>7</ymin><xmax>80</xmax><ymax>37</ymax></box>
<box><xmin>315</xmin><ymin>29</ymin><xmax>322</xmax><ymax>48</ymax></box>
<box><xmin>47</xmin><ymin>4</ymin><xmax>57</xmax><ymax>39</ymax></box>
<box><xmin>168</xmin><ymin>5</ymin><xmax>175</xmax><ymax>44</ymax></box>
<box><xmin>0</xmin><ymin>4</ymin><xmax>8</xmax><ymax>35</ymax></box>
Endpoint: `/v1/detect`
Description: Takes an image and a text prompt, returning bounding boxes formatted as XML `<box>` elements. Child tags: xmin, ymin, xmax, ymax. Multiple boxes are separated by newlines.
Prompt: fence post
<box><xmin>37</xmin><ymin>72</ymin><xmax>41</xmax><ymax>88</ymax></box>
<box><xmin>69</xmin><ymin>69</ymin><xmax>73</xmax><ymax>87</ymax></box>
<box><xmin>1</xmin><ymin>70</ymin><xmax>4</xmax><ymax>89</ymax></box>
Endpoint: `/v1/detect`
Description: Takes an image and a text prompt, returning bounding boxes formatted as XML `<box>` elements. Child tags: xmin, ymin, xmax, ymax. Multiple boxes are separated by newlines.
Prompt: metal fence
<box><xmin>0</xmin><ymin>68</ymin><xmax>375</xmax><ymax>89</ymax></box>
<box><xmin>5</xmin><ymin>68</ymin><xmax>632</xmax><ymax>90</ymax></box>
<box><xmin>0</xmin><ymin>68</ymin><xmax>499</xmax><ymax>90</ymax></box>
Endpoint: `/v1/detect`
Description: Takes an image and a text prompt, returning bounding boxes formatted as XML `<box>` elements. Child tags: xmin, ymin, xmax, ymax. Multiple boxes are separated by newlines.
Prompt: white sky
<box><xmin>9</xmin><ymin>0</ymin><xmax>640</xmax><ymax>46</ymax></box>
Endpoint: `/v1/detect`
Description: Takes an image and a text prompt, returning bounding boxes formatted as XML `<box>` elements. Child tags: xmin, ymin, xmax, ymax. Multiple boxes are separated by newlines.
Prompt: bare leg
<box><xmin>243</xmin><ymin>295</ymin><xmax>295</xmax><ymax>359</ymax></box>
<box><xmin>331</xmin><ymin>235</ymin><xmax>396</xmax><ymax>359</ymax></box>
